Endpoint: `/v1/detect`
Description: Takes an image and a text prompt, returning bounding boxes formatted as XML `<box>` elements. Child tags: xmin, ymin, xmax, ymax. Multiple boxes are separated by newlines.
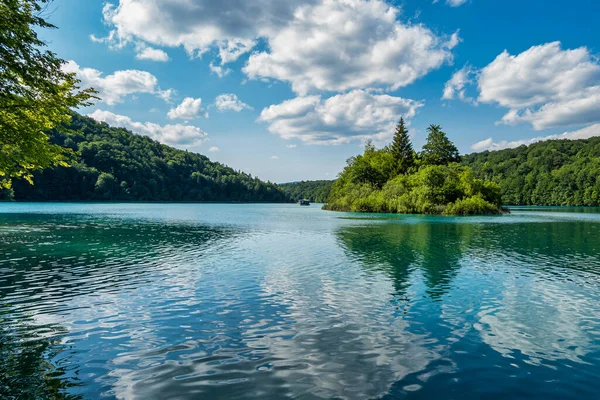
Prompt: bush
<box><xmin>444</xmin><ymin>195</ymin><xmax>502</xmax><ymax>216</ymax></box>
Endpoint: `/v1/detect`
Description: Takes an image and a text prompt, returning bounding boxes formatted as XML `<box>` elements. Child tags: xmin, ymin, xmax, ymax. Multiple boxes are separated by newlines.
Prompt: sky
<box><xmin>41</xmin><ymin>0</ymin><xmax>600</xmax><ymax>183</ymax></box>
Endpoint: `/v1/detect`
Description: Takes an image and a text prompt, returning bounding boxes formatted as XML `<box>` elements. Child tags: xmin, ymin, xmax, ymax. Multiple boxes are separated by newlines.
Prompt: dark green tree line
<box><xmin>463</xmin><ymin>137</ymin><xmax>600</xmax><ymax>206</ymax></box>
<box><xmin>279</xmin><ymin>180</ymin><xmax>334</xmax><ymax>203</ymax></box>
<box><xmin>4</xmin><ymin>113</ymin><xmax>290</xmax><ymax>202</ymax></box>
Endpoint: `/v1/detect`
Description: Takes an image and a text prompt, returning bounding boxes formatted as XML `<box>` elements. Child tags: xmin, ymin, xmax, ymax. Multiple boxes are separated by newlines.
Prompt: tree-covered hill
<box><xmin>279</xmin><ymin>180</ymin><xmax>334</xmax><ymax>203</ymax></box>
<box><xmin>3</xmin><ymin>114</ymin><xmax>290</xmax><ymax>202</ymax></box>
<box><xmin>463</xmin><ymin>137</ymin><xmax>600</xmax><ymax>206</ymax></box>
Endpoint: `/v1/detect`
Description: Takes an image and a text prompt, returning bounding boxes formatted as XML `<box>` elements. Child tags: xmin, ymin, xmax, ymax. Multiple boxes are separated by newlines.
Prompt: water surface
<box><xmin>1</xmin><ymin>203</ymin><xmax>600</xmax><ymax>399</ymax></box>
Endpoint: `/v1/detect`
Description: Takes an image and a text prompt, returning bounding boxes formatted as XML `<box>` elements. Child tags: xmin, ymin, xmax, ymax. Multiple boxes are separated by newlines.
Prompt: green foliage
<box><xmin>279</xmin><ymin>180</ymin><xmax>334</xmax><ymax>202</ymax></box>
<box><xmin>0</xmin><ymin>186</ymin><xmax>14</xmax><ymax>201</ymax></box>
<box><xmin>445</xmin><ymin>195</ymin><xmax>502</xmax><ymax>216</ymax></box>
<box><xmin>389</xmin><ymin>118</ymin><xmax>415</xmax><ymax>174</ymax></box>
<box><xmin>463</xmin><ymin>138</ymin><xmax>600</xmax><ymax>206</ymax></box>
<box><xmin>324</xmin><ymin>126</ymin><xmax>502</xmax><ymax>215</ymax></box>
<box><xmin>421</xmin><ymin>125</ymin><xmax>461</xmax><ymax>166</ymax></box>
<box><xmin>9</xmin><ymin>114</ymin><xmax>290</xmax><ymax>202</ymax></box>
<box><xmin>0</xmin><ymin>0</ymin><xmax>97</xmax><ymax>189</ymax></box>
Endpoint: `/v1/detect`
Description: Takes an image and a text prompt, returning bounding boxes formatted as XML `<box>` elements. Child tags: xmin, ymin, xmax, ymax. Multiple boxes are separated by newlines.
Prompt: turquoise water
<box><xmin>1</xmin><ymin>203</ymin><xmax>600</xmax><ymax>399</ymax></box>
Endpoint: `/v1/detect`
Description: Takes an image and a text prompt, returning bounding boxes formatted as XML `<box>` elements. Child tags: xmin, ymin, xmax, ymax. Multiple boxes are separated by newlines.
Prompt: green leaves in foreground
<box><xmin>0</xmin><ymin>0</ymin><xmax>97</xmax><ymax>189</ymax></box>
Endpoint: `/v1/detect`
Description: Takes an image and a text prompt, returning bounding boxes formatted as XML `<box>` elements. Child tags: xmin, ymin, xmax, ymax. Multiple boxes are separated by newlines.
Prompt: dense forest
<box><xmin>324</xmin><ymin>120</ymin><xmax>503</xmax><ymax>215</ymax></box>
<box><xmin>1</xmin><ymin>114</ymin><xmax>289</xmax><ymax>202</ymax></box>
<box><xmin>279</xmin><ymin>180</ymin><xmax>334</xmax><ymax>203</ymax></box>
<box><xmin>463</xmin><ymin>137</ymin><xmax>600</xmax><ymax>206</ymax></box>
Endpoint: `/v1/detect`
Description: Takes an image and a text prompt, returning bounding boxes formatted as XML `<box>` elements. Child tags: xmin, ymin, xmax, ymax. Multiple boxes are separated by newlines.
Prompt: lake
<box><xmin>1</xmin><ymin>203</ymin><xmax>600</xmax><ymax>399</ymax></box>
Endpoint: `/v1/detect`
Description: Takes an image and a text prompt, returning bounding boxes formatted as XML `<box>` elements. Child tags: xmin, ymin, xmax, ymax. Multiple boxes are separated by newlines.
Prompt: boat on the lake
<box><xmin>298</xmin><ymin>199</ymin><xmax>310</xmax><ymax>206</ymax></box>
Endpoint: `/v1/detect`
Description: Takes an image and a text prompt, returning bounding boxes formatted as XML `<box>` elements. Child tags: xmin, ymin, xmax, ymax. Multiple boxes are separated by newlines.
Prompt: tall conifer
<box><xmin>390</xmin><ymin>117</ymin><xmax>414</xmax><ymax>174</ymax></box>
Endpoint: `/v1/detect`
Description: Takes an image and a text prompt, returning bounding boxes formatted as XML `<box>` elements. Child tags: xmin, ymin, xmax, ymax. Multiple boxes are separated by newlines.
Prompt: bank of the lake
<box><xmin>1</xmin><ymin>203</ymin><xmax>600</xmax><ymax>399</ymax></box>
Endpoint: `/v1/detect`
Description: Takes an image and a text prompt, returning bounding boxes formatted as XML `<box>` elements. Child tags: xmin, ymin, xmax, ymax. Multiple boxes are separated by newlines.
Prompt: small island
<box><xmin>324</xmin><ymin>119</ymin><xmax>504</xmax><ymax>215</ymax></box>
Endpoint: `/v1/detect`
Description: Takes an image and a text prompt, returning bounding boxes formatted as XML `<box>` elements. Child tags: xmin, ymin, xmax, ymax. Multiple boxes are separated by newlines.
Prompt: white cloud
<box><xmin>214</xmin><ymin>94</ymin><xmax>253</xmax><ymax>112</ymax></box>
<box><xmin>443</xmin><ymin>42</ymin><xmax>600</xmax><ymax>131</ymax></box>
<box><xmin>447</xmin><ymin>0</ymin><xmax>468</xmax><ymax>6</ymax></box>
<box><xmin>63</xmin><ymin>60</ymin><xmax>173</xmax><ymax>105</ymax></box>
<box><xmin>271</xmin><ymin>155</ymin><xmax>279</xmax><ymax>160</ymax></box>
<box><xmin>258</xmin><ymin>89</ymin><xmax>423</xmax><ymax>145</ymax></box>
<box><xmin>244</xmin><ymin>0</ymin><xmax>458</xmax><ymax>95</ymax></box>
<box><xmin>167</xmin><ymin>97</ymin><xmax>207</xmax><ymax>120</ymax></box>
<box><xmin>88</xmin><ymin>109</ymin><xmax>208</xmax><ymax>148</ymax></box>
<box><xmin>94</xmin><ymin>0</ymin><xmax>317</xmax><ymax>62</ymax></box>
<box><xmin>471</xmin><ymin>124</ymin><xmax>600</xmax><ymax>151</ymax></box>
<box><xmin>95</xmin><ymin>1</ymin><xmax>457</xmax><ymax>95</ymax></box>
<box><xmin>209</xmin><ymin>62</ymin><xmax>232</xmax><ymax>78</ymax></box>
<box><xmin>286</xmin><ymin>144</ymin><xmax>297</xmax><ymax>148</ymax></box>
<box><xmin>136</xmin><ymin>46</ymin><xmax>169</xmax><ymax>62</ymax></box>
<box><xmin>442</xmin><ymin>65</ymin><xmax>477</xmax><ymax>104</ymax></box>
<box><xmin>497</xmin><ymin>88</ymin><xmax>600</xmax><ymax>130</ymax></box>
<box><xmin>478</xmin><ymin>42</ymin><xmax>600</xmax><ymax>130</ymax></box>
<box><xmin>209</xmin><ymin>146</ymin><xmax>220</xmax><ymax>152</ymax></box>
<box><xmin>156</xmin><ymin>88</ymin><xmax>175</xmax><ymax>103</ymax></box>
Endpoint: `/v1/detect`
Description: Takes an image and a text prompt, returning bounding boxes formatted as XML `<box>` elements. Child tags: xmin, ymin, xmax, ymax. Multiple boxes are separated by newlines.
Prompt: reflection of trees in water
<box><xmin>0</xmin><ymin>214</ymin><xmax>241</xmax><ymax>399</ymax></box>
<box><xmin>336</xmin><ymin>222</ymin><xmax>477</xmax><ymax>298</ymax></box>
<box><xmin>0</xmin><ymin>311</ymin><xmax>81</xmax><ymax>399</ymax></box>
<box><xmin>336</xmin><ymin>218</ymin><xmax>600</xmax><ymax>299</ymax></box>
<box><xmin>338</xmin><ymin>217</ymin><xmax>600</xmax><ymax>385</ymax></box>
<box><xmin>0</xmin><ymin>214</ymin><xmax>238</xmax><ymax>302</ymax></box>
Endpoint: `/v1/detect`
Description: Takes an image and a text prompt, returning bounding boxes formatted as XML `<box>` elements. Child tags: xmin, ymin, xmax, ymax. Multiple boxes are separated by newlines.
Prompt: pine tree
<box><xmin>421</xmin><ymin>125</ymin><xmax>461</xmax><ymax>166</ymax></box>
<box><xmin>390</xmin><ymin>117</ymin><xmax>414</xmax><ymax>174</ymax></box>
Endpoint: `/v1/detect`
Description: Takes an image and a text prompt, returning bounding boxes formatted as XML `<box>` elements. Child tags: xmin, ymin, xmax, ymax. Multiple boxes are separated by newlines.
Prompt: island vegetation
<box><xmin>324</xmin><ymin>120</ymin><xmax>504</xmax><ymax>215</ymax></box>
<box><xmin>279</xmin><ymin>180</ymin><xmax>334</xmax><ymax>203</ymax></box>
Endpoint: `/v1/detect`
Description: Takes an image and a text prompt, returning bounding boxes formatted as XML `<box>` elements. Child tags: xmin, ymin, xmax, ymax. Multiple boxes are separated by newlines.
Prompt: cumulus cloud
<box><xmin>214</xmin><ymin>94</ymin><xmax>253</xmax><ymax>112</ymax></box>
<box><xmin>167</xmin><ymin>97</ymin><xmax>207</xmax><ymax>120</ymax></box>
<box><xmin>63</xmin><ymin>60</ymin><xmax>173</xmax><ymax>105</ymax></box>
<box><xmin>471</xmin><ymin>124</ymin><xmax>600</xmax><ymax>151</ymax></box>
<box><xmin>95</xmin><ymin>1</ymin><xmax>457</xmax><ymax>94</ymax></box>
<box><xmin>88</xmin><ymin>109</ymin><xmax>208</xmax><ymax>147</ymax></box>
<box><xmin>135</xmin><ymin>46</ymin><xmax>169</xmax><ymax>62</ymax></box>
<box><xmin>479</xmin><ymin>42</ymin><xmax>600</xmax><ymax>130</ymax></box>
<box><xmin>258</xmin><ymin>90</ymin><xmax>423</xmax><ymax>145</ymax></box>
<box><xmin>209</xmin><ymin>146</ymin><xmax>220</xmax><ymax>152</ymax></box>
<box><xmin>94</xmin><ymin>0</ymin><xmax>318</xmax><ymax>62</ymax></box>
<box><xmin>271</xmin><ymin>155</ymin><xmax>279</xmax><ymax>160</ymax></box>
<box><xmin>443</xmin><ymin>42</ymin><xmax>600</xmax><ymax>131</ymax></box>
<box><xmin>244</xmin><ymin>0</ymin><xmax>458</xmax><ymax>94</ymax></box>
<box><xmin>442</xmin><ymin>64</ymin><xmax>478</xmax><ymax>104</ymax></box>
<box><xmin>286</xmin><ymin>144</ymin><xmax>297</xmax><ymax>148</ymax></box>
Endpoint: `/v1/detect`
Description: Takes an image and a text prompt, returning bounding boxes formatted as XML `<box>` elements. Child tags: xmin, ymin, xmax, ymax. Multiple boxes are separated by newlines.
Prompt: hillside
<box><xmin>279</xmin><ymin>180</ymin><xmax>334</xmax><ymax>203</ymax></box>
<box><xmin>463</xmin><ymin>137</ymin><xmax>600</xmax><ymax>206</ymax></box>
<box><xmin>3</xmin><ymin>114</ymin><xmax>290</xmax><ymax>203</ymax></box>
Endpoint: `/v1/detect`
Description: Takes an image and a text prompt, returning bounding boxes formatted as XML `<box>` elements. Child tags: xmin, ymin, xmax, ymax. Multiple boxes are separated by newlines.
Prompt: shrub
<box><xmin>444</xmin><ymin>195</ymin><xmax>502</xmax><ymax>216</ymax></box>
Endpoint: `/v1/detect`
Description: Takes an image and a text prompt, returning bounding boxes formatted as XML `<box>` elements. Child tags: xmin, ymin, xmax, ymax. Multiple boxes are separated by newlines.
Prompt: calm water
<box><xmin>1</xmin><ymin>203</ymin><xmax>600</xmax><ymax>399</ymax></box>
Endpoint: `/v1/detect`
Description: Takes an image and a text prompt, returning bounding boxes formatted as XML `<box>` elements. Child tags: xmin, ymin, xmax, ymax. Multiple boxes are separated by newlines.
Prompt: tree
<box><xmin>390</xmin><ymin>117</ymin><xmax>414</xmax><ymax>174</ymax></box>
<box><xmin>0</xmin><ymin>0</ymin><xmax>97</xmax><ymax>189</ymax></box>
<box><xmin>421</xmin><ymin>125</ymin><xmax>461</xmax><ymax>166</ymax></box>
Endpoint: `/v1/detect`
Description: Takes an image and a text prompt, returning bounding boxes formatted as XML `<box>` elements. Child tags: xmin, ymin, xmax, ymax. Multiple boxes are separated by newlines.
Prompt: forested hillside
<box><xmin>3</xmin><ymin>114</ymin><xmax>289</xmax><ymax>202</ymax></box>
<box><xmin>463</xmin><ymin>138</ymin><xmax>600</xmax><ymax>206</ymax></box>
<box><xmin>279</xmin><ymin>180</ymin><xmax>334</xmax><ymax>202</ymax></box>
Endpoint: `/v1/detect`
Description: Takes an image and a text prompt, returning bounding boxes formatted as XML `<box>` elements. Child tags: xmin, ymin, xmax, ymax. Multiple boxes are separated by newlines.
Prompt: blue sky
<box><xmin>42</xmin><ymin>0</ymin><xmax>600</xmax><ymax>183</ymax></box>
